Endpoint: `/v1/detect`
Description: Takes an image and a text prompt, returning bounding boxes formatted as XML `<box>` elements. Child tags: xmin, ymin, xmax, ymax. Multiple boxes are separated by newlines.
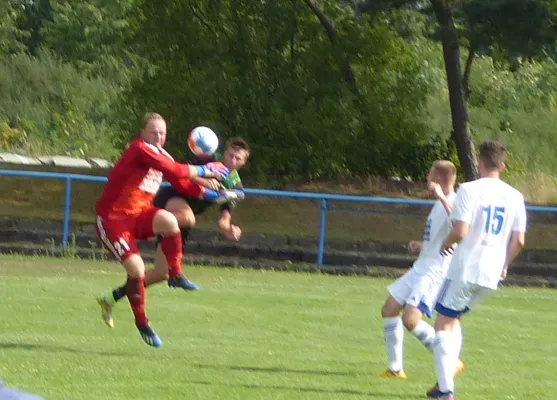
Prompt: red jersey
<box><xmin>96</xmin><ymin>137</ymin><xmax>193</xmax><ymax>217</ymax></box>
<box><xmin>165</xmin><ymin>176</ymin><xmax>204</xmax><ymax>198</ymax></box>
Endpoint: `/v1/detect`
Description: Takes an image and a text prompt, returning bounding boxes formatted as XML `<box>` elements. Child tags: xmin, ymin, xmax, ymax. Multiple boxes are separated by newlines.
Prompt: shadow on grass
<box><xmin>189</xmin><ymin>378</ymin><xmax>421</xmax><ymax>399</ymax></box>
<box><xmin>0</xmin><ymin>341</ymin><xmax>138</xmax><ymax>358</ymax></box>
<box><xmin>195</xmin><ymin>362</ymin><xmax>356</xmax><ymax>377</ymax></box>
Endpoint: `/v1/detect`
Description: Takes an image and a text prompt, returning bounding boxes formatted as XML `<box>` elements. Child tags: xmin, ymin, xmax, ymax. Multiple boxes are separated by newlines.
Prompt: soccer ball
<box><xmin>187</xmin><ymin>126</ymin><xmax>219</xmax><ymax>157</ymax></box>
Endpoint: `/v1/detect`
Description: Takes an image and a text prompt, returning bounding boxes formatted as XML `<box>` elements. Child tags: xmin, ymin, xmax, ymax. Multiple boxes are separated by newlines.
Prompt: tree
<box><xmin>122</xmin><ymin>0</ymin><xmax>434</xmax><ymax>181</ymax></box>
<box><xmin>303</xmin><ymin>0</ymin><xmax>360</xmax><ymax>97</ymax></box>
<box><xmin>430</xmin><ymin>0</ymin><xmax>478</xmax><ymax>181</ymax></box>
<box><xmin>40</xmin><ymin>0</ymin><xmax>143</xmax><ymax>84</ymax></box>
<box><xmin>0</xmin><ymin>1</ymin><xmax>26</xmax><ymax>58</ymax></box>
<box><xmin>14</xmin><ymin>0</ymin><xmax>52</xmax><ymax>56</ymax></box>
<box><xmin>459</xmin><ymin>0</ymin><xmax>557</xmax><ymax>95</ymax></box>
<box><xmin>352</xmin><ymin>0</ymin><xmax>557</xmax><ymax>181</ymax></box>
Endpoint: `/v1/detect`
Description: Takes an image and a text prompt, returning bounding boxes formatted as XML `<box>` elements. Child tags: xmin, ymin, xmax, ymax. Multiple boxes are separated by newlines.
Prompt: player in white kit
<box><xmin>426</xmin><ymin>141</ymin><xmax>527</xmax><ymax>400</ymax></box>
<box><xmin>380</xmin><ymin>160</ymin><xmax>464</xmax><ymax>379</ymax></box>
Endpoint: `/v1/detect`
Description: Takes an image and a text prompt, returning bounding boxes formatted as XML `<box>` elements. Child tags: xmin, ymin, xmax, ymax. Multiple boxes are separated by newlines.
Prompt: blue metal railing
<box><xmin>1</xmin><ymin>169</ymin><xmax>556</xmax><ymax>266</ymax></box>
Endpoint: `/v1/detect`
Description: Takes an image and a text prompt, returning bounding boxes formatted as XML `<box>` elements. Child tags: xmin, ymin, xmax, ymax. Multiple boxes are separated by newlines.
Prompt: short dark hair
<box><xmin>225</xmin><ymin>137</ymin><xmax>250</xmax><ymax>156</ymax></box>
<box><xmin>479</xmin><ymin>140</ymin><xmax>506</xmax><ymax>169</ymax></box>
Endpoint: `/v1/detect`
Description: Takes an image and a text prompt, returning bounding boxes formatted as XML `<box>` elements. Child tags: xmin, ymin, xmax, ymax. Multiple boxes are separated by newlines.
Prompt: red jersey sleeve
<box><xmin>167</xmin><ymin>177</ymin><xmax>204</xmax><ymax>199</ymax></box>
<box><xmin>135</xmin><ymin>140</ymin><xmax>192</xmax><ymax>180</ymax></box>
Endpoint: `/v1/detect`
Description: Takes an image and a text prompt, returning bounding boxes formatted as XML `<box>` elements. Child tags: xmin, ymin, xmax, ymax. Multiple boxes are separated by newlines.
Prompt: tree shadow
<box><xmin>189</xmin><ymin>378</ymin><xmax>423</xmax><ymax>399</ymax></box>
<box><xmin>0</xmin><ymin>341</ymin><xmax>137</xmax><ymax>358</ymax></box>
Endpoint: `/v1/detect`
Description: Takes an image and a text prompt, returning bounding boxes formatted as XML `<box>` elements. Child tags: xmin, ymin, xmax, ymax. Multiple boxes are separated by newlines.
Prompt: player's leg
<box><xmin>121</xmin><ymin>253</ymin><xmax>162</xmax><ymax>347</ymax></box>
<box><xmin>427</xmin><ymin>312</ymin><xmax>460</xmax><ymax>399</ymax></box>
<box><xmin>401</xmin><ymin>305</ymin><xmax>435</xmax><ymax>351</ymax></box>
<box><xmin>403</xmin><ymin>274</ymin><xmax>451</xmax><ymax>356</ymax></box>
<box><xmin>402</xmin><ymin>302</ymin><xmax>464</xmax><ymax>379</ymax></box>
<box><xmin>94</xmin><ymin>215</ymin><xmax>161</xmax><ymax>347</ymax></box>
<box><xmin>104</xmin><ymin>200</ymin><xmax>198</xmax><ymax>308</ymax></box>
<box><xmin>427</xmin><ymin>280</ymin><xmax>488</xmax><ymax>398</ymax></box>
<box><xmin>379</xmin><ymin>272</ymin><xmax>413</xmax><ymax>379</ymax></box>
<box><xmin>158</xmin><ymin>198</ymin><xmax>199</xmax><ymax>290</ymax></box>
<box><xmin>151</xmin><ymin>206</ymin><xmax>205</xmax><ymax>289</ymax></box>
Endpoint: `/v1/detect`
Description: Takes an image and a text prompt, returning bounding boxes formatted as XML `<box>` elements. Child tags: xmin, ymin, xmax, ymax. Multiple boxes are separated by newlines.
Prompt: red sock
<box><xmin>125</xmin><ymin>276</ymin><xmax>148</xmax><ymax>325</ymax></box>
<box><xmin>160</xmin><ymin>232</ymin><xmax>183</xmax><ymax>279</ymax></box>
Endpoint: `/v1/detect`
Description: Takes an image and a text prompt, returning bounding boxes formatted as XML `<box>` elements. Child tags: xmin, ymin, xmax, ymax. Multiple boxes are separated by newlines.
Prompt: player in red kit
<box><xmin>95</xmin><ymin>112</ymin><xmax>230</xmax><ymax>347</ymax></box>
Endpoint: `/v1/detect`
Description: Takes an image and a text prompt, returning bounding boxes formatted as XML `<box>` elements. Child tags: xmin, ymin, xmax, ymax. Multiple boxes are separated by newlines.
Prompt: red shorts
<box><xmin>95</xmin><ymin>207</ymin><xmax>161</xmax><ymax>262</ymax></box>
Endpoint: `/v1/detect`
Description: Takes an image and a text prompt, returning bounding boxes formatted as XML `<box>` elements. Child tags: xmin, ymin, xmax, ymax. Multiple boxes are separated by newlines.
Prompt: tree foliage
<box><xmin>116</xmin><ymin>0</ymin><xmax>439</xmax><ymax>182</ymax></box>
<box><xmin>0</xmin><ymin>0</ymin><xmax>557</xmax><ymax>186</ymax></box>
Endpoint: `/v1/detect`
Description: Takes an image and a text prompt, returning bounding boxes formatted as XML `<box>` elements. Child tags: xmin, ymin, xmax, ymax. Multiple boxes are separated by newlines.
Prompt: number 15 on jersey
<box><xmin>483</xmin><ymin>206</ymin><xmax>505</xmax><ymax>235</ymax></box>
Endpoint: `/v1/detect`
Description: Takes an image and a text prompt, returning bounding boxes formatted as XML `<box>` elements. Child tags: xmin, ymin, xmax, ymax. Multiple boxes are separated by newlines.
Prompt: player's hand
<box><xmin>407</xmin><ymin>240</ymin><xmax>421</xmax><ymax>255</ymax></box>
<box><xmin>198</xmin><ymin>177</ymin><xmax>220</xmax><ymax>190</ymax></box>
<box><xmin>203</xmin><ymin>161</ymin><xmax>230</xmax><ymax>181</ymax></box>
<box><xmin>440</xmin><ymin>242</ymin><xmax>455</xmax><ymax>256</ymax></box>
<box><xmin>428</xmin><ymin>181</ymin><xmax>444</xmax><ymax>199</ymax></box>
<box><xmin>215</xmin><ymin>189</ymin><xmax>245</xmax><ymax>204</ymax></box>
<box><xmin>500</xmin><ymin>266</ymin><xmax>508</xmax><ymax>281</ymax></box>
<box><xmin>222</xmin><ymin>225</ymin><xmax>242</xmax><ymax>241</ymax></box>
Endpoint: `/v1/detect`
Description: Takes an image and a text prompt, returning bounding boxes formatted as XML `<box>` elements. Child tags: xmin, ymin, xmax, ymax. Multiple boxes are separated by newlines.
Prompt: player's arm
<box><xmin>191</xmin><ymin>177</ymin><xmax>221</xmax><ymax>191</ymax></box>
<box><xmin>501</xmin><ymin>198</ymin><xmax>528</xmax><ymax>280</ymax></box>
<box><xmin>437</xmin><ymin>192</ymin><xmax>454</xmax><ymax>215</ymax></box>
<box><xmin>136</xmin><ymin>143</ymin><xmax>229</xmax><ymax>180</ymax></box>
<box><xmin>170</xmin><ymin>177</ymin><xmax>204</xmax><ymax>198</ymax></box>
<box><xmin>440</xmin><ymin>186</ymin><xmax>472</xmax><ymax>255</ymax></box>
<box><xmin>407</xmin><ymin>240</ymin><xmax>423</xmax><ymax>254</ymax></box>
<box><xmin>170</xmin><ymin>177</ymin><xmax>243</xmax><ymax>204</ymax></box>
<box><xmin>217</xmin><ymin>180</ymin><xmax>243</xmax><ymax>241</ymax></box>
<box><xmin>429</xmin><ymin>182</ymin><xmax>453</xmax><ymax>215</ymax></box>
<box><xmin>218</xmin><ymin>208</ymin><xmax>241</xmax><ymax>241</ymax></box>
<box><xmin>500</xmin><ymin>231</ymin><xmax>525</xmax><ymax>280</ymax></box>
<box><xmin>441</xmin><ymin>221</ymin><xmax>469</xmax><ymax>255</ymax></box>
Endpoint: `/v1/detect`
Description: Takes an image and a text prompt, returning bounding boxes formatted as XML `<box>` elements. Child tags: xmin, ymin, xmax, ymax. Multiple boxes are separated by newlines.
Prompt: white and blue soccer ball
<box><xmin>187</xmin><ymin>126</ymin><xmax>219</xmax><ymax>157</ymax></box>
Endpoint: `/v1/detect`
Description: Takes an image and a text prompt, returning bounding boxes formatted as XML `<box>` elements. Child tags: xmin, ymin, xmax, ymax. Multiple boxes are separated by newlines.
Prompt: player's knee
<box><xmin>175</xmin><ymin>210</ymin><xmax>196</xmax><ymax>228</ymax></box>
<box><xmin>434</xmin><ymin>314</ymin><xmax>458</xmax><ymax>332</ymax></box>
<box><xmin>381</xmin><ymin>302</ymin><xmax>397</xmax><ymax>318</ymax></box>
<box><xmin>402</xmin><ymin>306</ymin><xmax>423</xmax><ymax>330</ymax></box>
<box><xmin>122</xmin><ymin>254</ymin><xmax>145</xmax><ymax>278</ymax></box>
<box><xmin>165</xmin><ymin>198</ymin><xmax>195</xmax><ymax>228</ymax></box>
<box><xmin>401</xmin><ymin>311</ymin><xmax>419</xmax><ymax>331</ymax></box>
<box><xmin>153</xmin><ymin>210</ymin><xmax>180</xmax><ymax>235</ymax></box>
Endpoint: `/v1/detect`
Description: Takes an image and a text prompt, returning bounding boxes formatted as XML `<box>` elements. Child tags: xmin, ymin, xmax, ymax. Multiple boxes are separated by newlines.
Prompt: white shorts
<box><xmin>435</xmin><ymin>279</ymin><xmax>494</xmax><ymax>318</ymax></box>
<box><xmin>388</xmin><ymin>269</ymin><xmax>443</xmax><ymax>318</ymax></box>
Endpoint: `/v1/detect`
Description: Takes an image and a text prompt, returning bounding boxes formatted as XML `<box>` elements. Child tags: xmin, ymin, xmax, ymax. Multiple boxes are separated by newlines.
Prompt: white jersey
<box><xmin>446</xmin><ymin>177</ymin><xmax>527</xmax><ymax>289</ymax></box>
<box><xmin>412</xmin><ymin>192</ymin><xmax>457</xmax><ymax>278</ymax></box>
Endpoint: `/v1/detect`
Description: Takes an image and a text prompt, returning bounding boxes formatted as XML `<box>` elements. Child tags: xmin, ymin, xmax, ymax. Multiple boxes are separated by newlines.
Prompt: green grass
<box><xmin>0</xmin><ymin>255</ymin><xmax>556</xmax><ymax>399</ymax></box>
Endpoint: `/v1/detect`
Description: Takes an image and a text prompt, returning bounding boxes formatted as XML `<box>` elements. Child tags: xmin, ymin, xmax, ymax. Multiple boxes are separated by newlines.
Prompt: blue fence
<box><xmin>1</xmin><ymin>169</ymin><xmax>557</xmax><ymax>266</ymax></box>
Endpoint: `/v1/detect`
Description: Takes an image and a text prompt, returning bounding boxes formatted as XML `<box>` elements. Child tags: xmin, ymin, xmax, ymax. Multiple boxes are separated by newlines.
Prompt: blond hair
<box><xmin>432</xmin><ymin>160</ymin><xmax>457</xmax><ymax>186</ymax></box>
<box><xmin>142</xmin><ymin>112</ymin><xmax>165</xmax><ymax>128</ymax></box>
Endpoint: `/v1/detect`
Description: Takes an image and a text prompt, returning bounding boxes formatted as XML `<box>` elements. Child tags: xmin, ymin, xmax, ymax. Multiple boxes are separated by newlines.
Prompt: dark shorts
<box><xmin>153</xmin><ymin>185</ymin><xmax>213</xmax><ymax>215</ymax></box>
<box><xmin>153</xmin><ymin>185</ymin><xmax>230</xmax><ymax>248</ymax></box>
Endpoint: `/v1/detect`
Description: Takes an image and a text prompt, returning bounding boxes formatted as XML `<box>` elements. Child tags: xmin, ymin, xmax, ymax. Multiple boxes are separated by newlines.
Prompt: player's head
<box><xmin>223</xmin><ymin>137</ymin><xmax>250</xmax><ymax>170</ymax></box>
<box><xmin>141</xmin><ymin>112</ymin><xmax>167</xmax><ymax>148</ymax></box>
<box><xmin>478</xmin><ymin>140</ymin><xmax>506</xmax><ymax>176</ymax></box>
<box><xmin>428</xmin><ymin>160</ymin><xmax>457</xmax><ymax>187</ymax></box>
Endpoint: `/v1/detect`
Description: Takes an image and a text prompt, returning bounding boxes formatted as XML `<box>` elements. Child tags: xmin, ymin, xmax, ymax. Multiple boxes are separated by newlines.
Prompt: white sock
<box><xmin>383</xmin><ymin>316</ymin><xmax>404</xmax><ymax>372</ymax></box>
<box><xmin>433</xmin><ymin>330</ymin><xmax>457</xmax><ymax>393</ymax></box>
<box><xmin>411</xmin><ymin>320</ymin><xmax>436</xmax><ymax>351</ymax></box>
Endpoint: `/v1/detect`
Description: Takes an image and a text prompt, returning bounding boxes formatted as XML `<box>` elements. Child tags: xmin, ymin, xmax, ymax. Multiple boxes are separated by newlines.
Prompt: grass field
<box><xmin>1</xmin><ymin>256</ymin><xmax>556</xmax><ymax>399</ymax></box>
